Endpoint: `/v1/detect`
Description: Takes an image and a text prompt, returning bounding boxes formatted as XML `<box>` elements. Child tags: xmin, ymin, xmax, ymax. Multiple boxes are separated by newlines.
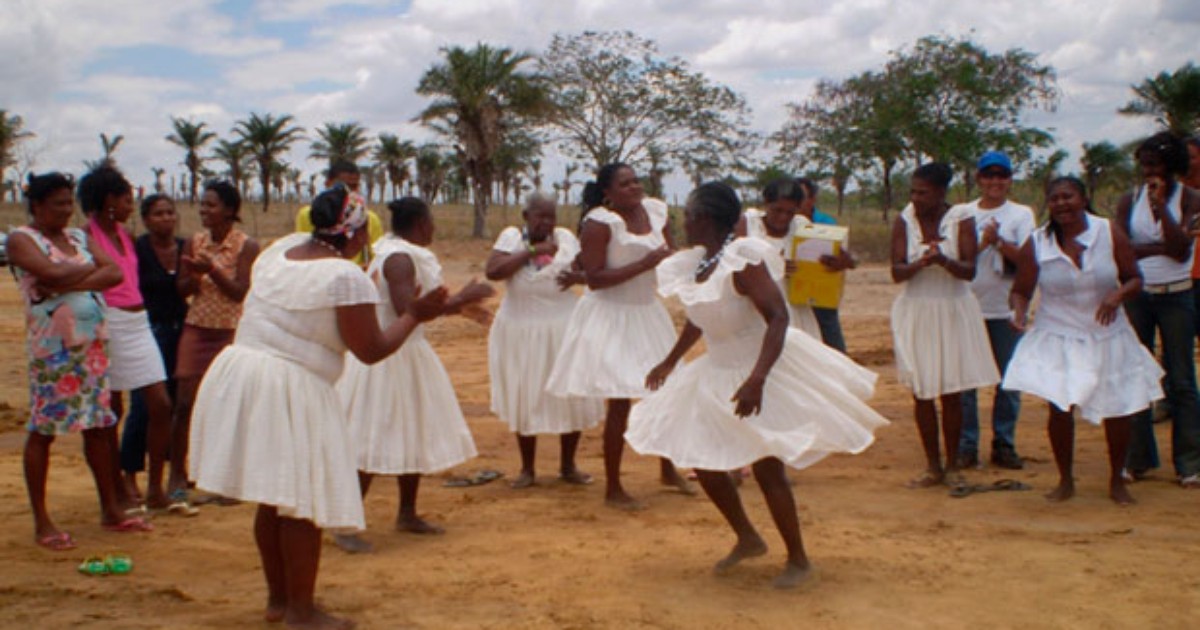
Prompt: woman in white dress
<box><xmin>486</xmin><ymin>193</ymin><xmax>602</xmax><ymax>489</ymax></box>
<box><xmin>890</xmin><ymin>163</ymin><xmax>999</xmax><ymax>488</ymax></box>
<box><xmin>626</xmin><ymin>182</ymin><xmax>887</xmax><ymax>589</ymax></box>
<box><xmin>189</xmin><ymin>185</ymin><xmax>447</xmax><ymax>628</ymax></box>
<box><xmin>545</xmin><ymin>163</ymin><xmax>691</xmax><ymax>509</ymax></box>
<box><xmin>1004</xmin><ymin>177</ymin><xmax>1162</xmax><ymax>505</ymax></box>
<box><xmin>335</xmin><ymin>197</ymin><xmax>492</xmax><ymax>552</ymax></box>
<box><xmin>735</xmin><ymin>178</ymin><xmax>821</xmax><ymax>337</ymax></box>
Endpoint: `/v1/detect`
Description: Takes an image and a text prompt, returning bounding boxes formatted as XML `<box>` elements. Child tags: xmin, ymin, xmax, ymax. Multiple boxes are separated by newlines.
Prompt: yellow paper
<box><xmin>787</xmin><ymin>224</ymin><xmax>848</xmax><ymax>308</ymax></box>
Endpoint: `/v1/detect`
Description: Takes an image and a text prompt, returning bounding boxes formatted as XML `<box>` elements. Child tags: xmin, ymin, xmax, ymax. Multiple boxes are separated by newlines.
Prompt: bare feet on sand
<box><xmin>772</xmin><ymin>561</ymin><xmax>815</xmax><ymax>590</ymax></box>
<box><xmin>285</xmin><ymin>608</ymin><xmax>355</xmax><ymax>629</ymax></box>
<box><xmin>713</xmin><ymin>537</ymin><xmax>768</xmax><ymax>574</ymax></box>
<box><xmin>905</xmin><ymin>469</ymin><xmax>944</xmax><ymax>489</ymax></box>
<box><xmin>604</xmin><ymin>491</ymin><xmax>645</xmax><ymax>512</ymax></box>
<box><xmin>558</xmin><ymin>469</ymin><xmax>593</xmax><ymax>485</ymax></box>
<box><xmin>1044</xmin><ymin>482</ymin><xmax>1075</xmax><ymax>502</ymax></box>
<box><xmin>510</xmin><ymin>471</ymin><xmax>535</xmax><ymax>489</ymax></box>
<box><xmin>661</xmin><ymin>470</ymin><xmax>697</xmax><ymax>496</ymax></box>
<box><xmin>1109</xmin><ymin>481</ymin><xmax>1135</xmax><ymax>506</ymax></box>
<box><xmin>333</xmin><ymin>533</ymin><xmax>374</xmax><ymax>554</ymax></box>
<box><xmin>397</xmin><ymin>516</ymin><xmax>445</xmax><ymax>534</ymax></box>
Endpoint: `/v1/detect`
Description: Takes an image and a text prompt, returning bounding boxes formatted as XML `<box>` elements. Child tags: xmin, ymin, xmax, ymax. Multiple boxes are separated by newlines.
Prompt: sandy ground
<box><xmin>0</xmin><ymin>240</ymin><xmax>1198</xmax><ymax>629</ymax></box>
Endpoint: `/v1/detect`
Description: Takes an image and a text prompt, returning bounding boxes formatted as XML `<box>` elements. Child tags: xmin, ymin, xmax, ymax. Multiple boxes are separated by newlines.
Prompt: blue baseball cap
<box><xmin>977</xmin><ymin>151</ymin><xmax>1012</xmax><ymax>174</ymax></box>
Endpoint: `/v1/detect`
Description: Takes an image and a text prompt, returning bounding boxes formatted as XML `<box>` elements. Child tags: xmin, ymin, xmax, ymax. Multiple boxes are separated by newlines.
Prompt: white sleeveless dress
<box><xmin>1002</xmin><ymin>217</ymin><xmax>1163</xmax><ymax>423</ymax></box>
<box><xmin>189</xmin><ymin>233</ymin><xmax>377</xmax><ymax>530</ymax></box>
<box><xmin>625</xmin><ymin>237</ymin><xmax>888</xmax><ymax>470</ymax></box>
<box><xmin>545</xmin><ymin>199</ymin><xmax>677</xmax><ymax>399</ymax></box>
<box><xmin>742</xmin><ymin>209</ymin><xmax>822</xmax><ymax>337</ymax></box>
<box><xmin>337</xmin><ymin>235</ymin><xmax>478</xmax><ymax>475</ymax></box>
<box><xmin>891</xmin><ymin>204</ymin><xmax>999</xmax><ymax>399</ymax></box>
<box><xmin>488</xmin><ymin>226</ymin><xmax>603</xmax><ymax>435</ymax></box>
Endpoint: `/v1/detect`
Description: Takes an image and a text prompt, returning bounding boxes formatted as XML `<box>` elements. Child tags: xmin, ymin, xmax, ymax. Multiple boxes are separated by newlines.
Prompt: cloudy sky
<box><xmin>3</xmin><ymin>0</ymin><xmax>1197</xmax><ymax>198</ymax></box>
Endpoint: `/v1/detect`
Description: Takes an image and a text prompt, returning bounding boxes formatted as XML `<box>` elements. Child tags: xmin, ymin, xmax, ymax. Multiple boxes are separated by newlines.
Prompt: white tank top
<box><xmin>1032</xmin><ymin>216</ymin><xmax>1128</xmax><ymax>339</ymax></box>
<box><xmin>1128</xmin><ymin>184</ymin><xmax>1192</xmax><ymax>284</ymax></box>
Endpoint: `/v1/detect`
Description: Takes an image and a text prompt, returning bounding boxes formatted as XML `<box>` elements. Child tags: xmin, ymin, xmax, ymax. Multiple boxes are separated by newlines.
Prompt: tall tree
<box><xmin>212</xmin><ymin>139</ymin><xmax>252</xmax><ymax>196</ymax></box>
<box><xmin>775</xmin><ymin>79</ymin><xmax>865</xmax><ymax>215</ymax></box>
<box><xmin>537</xmin><ymin>30</ymin><xmax>756</xmax><ymax>176</ymax></box>
<box><xmin>1026</xmin><ymin>148</ymin><xmax>1069</xmax><ymax>192</ymax></box>
<box><xmin>415</xmin><ymin>144</ymin><xmax>449</xmax><ymax>205</ymax></box>
<box><xmin>151</xmin><ymin>167</ymin><xmax>166</xmax><ymax>194</ymax></box>
<box><xmin>416</xmin><ymin>43</ymin><xmax>548</xmax><ymax>237</ymax></box>
<box><xmin>374</xmin><ymin>133</ymin><xmax>417</xmax><ymax>198</ymax></box>
<box><xmin>166</xmin><ymin>117</ymin><xmax>217</xmax><ymax>203</ymax></box>
<box><xmin>1118</xmin><ymin>62</ymin><xmax>1200</xmax><ymax>136</ymax></box>
<box><xmin>1080</xmin><ymin>141</ymin><xmax>1132</xmax><ymax>200</ymax></box>
<box><xmin>846</xmin><ymin>70</ymin><xmax>910</xmax><ymax>219</ymax></box>
<box><xmin>0</xmin><ymin>109</ymin><xmax>35</xmax><ymax>182</ymax></box>
<box><xmin>98</xmin><ymin>132</ymin><xmax>124</xmax><ymax>168</ymax></box>
<box><xmin>310</xmin><ymin>121</ymin><xmax>371</xmax><ymax>166</ymax></box>
<box><xmin>233</xmin><ymin>113</ymin><xmax>304</xmax><ymax>213</ymax></box>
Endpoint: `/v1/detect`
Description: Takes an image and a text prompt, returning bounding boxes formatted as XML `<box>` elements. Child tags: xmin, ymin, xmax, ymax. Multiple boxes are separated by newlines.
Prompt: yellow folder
<box><xmin>787</xmin><ymin>224</ymin><xmax>848</xmax><ymax>309</ymax></box>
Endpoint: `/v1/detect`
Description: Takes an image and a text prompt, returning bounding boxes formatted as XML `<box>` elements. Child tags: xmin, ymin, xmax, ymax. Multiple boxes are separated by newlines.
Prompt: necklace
<box><xmin>311</xmin><ymin>237</ymin><xmax>343</xmax><ymax>258</ymax></box>
<box><xmin>695</xmin><ymin>232</ymin><xmax>735</xmax><ymax>279</ymax></box>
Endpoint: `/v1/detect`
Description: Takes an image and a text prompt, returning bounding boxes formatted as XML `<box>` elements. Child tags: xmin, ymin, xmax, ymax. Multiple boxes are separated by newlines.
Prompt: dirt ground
<box><xmin>0</xmin><ymin>239</ymin><xmax>1197</xmax><ymax>629</ymax></box>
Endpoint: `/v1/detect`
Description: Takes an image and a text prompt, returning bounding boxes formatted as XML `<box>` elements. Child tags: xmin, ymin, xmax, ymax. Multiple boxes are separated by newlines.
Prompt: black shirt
<box><xmin>135</xmin><ymin>234</ymin><xmax>188</xmax><ymax>327</ymax></box>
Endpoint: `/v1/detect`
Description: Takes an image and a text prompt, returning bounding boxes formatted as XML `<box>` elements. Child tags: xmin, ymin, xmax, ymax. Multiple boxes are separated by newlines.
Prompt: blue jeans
<box><xmin>120</xmin><ymin>320</ymin><xmax>181</xmax><ymax>474</ymax></box>
<box><xmin>960</xmin><ymin>318</ymin><xmax>1022</xmax><ymax>454</ymax></box>
<box><xmin>812</xmin><ymin>307</ymin><xmax>847</xmax><ymax>354</ymax></box>
<box><xmin>1125</xmin><ymin>289</ymin><xmax>1200</xmax><ymax>477</ymax></box>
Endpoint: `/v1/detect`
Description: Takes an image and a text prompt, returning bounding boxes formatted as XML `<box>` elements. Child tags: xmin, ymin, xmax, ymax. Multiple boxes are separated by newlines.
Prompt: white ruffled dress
<box><xmin>891</xmin><ymin>204</ymin><xmax>1000</xmax><ymax>399</ymax></box>
<box><xmin>1002</xmin><ymin>217</ymin><xmax>1163</xmax><ymax>423</ymax></box>
<box><xmin>545</xmin><ymin>199</ymin><xmax>677</xmax><ymax>399</ymax></box>
<box><xmin>625</xmin><ymin>237</ymin><xmax>888</xmax><ymax>471</ymax></box>
<box><xmin>488</xmin><ymin>227</ymin><xmax>603</xmax><ymax>435</ymax></box>
<box><xmin>336</xmin><ymin>235</ymin><xmax>478</xmax><ymax>475</ymax></box>
<box><xmin>189</xmin><ymin>233</ymin><xmax>376</xmax><ymax>530</ymax></box>
<box><xmin>743</xmin><ymin>209</ymin><xmax>822</xmax><ymax>337</ymax></box>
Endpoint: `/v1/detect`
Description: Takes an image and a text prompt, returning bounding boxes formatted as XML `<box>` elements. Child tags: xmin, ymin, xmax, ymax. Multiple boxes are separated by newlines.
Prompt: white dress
<box><xmin>625</xmin><ymin>237</ymin><xmax>888</xmax><ymax>470</ymax></box>
<box><xmin>488</xmin><ymin>227</ymin><xmax>603</xmax><ymax>435</ymax></box>
<box><xmin>891</xmin><ymin>204</ymin><xmax>1000</xmax><ymax>399</ymax></box>
<box><xmin>336</xmin><ymin>235</ymin><xmax>478</xmax><ymax>475</ymax></box>
<box><xmin>189</xmin><ymin>233</ymin><xmax>377</xmax><ymax>530</ymax></box>
<box><xmin>545</xmin><ymin>199</ymin><xmax>677</xmax><ymax>399</ymax></box>
<box><xmin>742</xmin><ymin>209</ymin><xmax>822</xmax><ymax>337</ymax></box>
<box><xmin>1002</xmin><ymin>217</ymin><xmax>1164</xmax><ymax>423</ymax></box>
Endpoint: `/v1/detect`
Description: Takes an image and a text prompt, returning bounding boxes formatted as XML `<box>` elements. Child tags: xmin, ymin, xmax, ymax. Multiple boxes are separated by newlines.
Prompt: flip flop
<box><xmin>103</xmin><ymin>517</ymin><xmax>154</xmax><ymax>533</ymax></box>
<box><xmin>166</xmin><ymin>499</ymin><xmax>200</xmax><ymax>517</ymax></box>
<box><xmin>443</xmin><ymin>469</ymin><xmax>505</xmax><ymax>487</ymax></box>
<box><xmin>104</xmin><ymin>554</ymin><xmax>133</xmax><ymax>575</ymax></box>
<box><xmin>36</xmin><ymin>531</ymin><xmax>77</xmax><ymax>552</ymax></box>
<box><xmin>78</xmin><ymin>556</ymin><xmax>109</xmax><ymax>576</ymax></box>
<box><xmin>948</xmin><ymin>479</ymin><xmax>1032</xmax><ymax>498</ymax></box>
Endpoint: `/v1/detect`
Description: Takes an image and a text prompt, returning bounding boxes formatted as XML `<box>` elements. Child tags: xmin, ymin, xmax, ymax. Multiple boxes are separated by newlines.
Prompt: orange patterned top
<box><xmin>185</xmin><ymin>229</ymin><xmax>249</xmax><ymax>330</ymax></box>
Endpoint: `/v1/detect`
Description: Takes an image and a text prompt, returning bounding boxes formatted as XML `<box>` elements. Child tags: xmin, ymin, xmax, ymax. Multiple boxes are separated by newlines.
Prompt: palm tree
<box><xmin>212</xmin><ymin>139</ymin><xmax>251</xmax><ymax>194</ymax></box>
<box><xmin>166</xmin><ymin>118</ymin><xmax>218</xmax><ymax>203</ymax></box>
<box><xmin>415</xmin><ymin>43</ymin><xmax>548</xmax><ymax>237</ymax></box>
<box><xmin>1080</xmin><ymin>141</ymin><xmax>1131</xmax><ymax>200</ymax></box>
<box><xmin>1118</xmin><ymin>62</ymin><xmax>1200</xmax><ymax>136</ymax></box>
<box><xmin>415</xmin><ymin>144</ymin><xmax>449</xmax><ymax>205</ymax></box>
<box><xmin>98</xmin><ymin>132</ymin><xmax>124</xmax><ymax>166</ymax></box>
<box><xmin>561</xmin><ymin>162</ymin><xmax>578</xmax><ymax>205</ymax></box>
<box><xmin>151</xmin><ymin>167</ymin><xmax>166</xmax><ymax>194</ymax></box>
<box><xmin>309</xmin><ymin>121</ymin><xmax>370</xmax><ymax>166</ymax></box>
<box><xmin>233</xmin><ymin>112</ymin><xmax>305</xmax><ymax>213</ymax></box>
<box><xmin>374</xmin><ymin>133</ymin><xmax>417</xmax><ymax>198</ymax></box>
<box><xmin>287</xmin><ymin>167</ymin><xmax>304</xmax><ymax>201</ymax></box>
<box><xmin>1</xmin><ymin>109</ymin><xmax>35</xmax><ymax>180</ymax></box>
<box><xmin>1026</xmin><ymin>148</ymin><xmax>1069</xmax><ymax>192</ymax></box>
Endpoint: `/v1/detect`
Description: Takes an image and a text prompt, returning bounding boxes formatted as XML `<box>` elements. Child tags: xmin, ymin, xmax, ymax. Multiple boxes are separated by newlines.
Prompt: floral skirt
<box><xmin>27</xmin><ymin>338</ymin><xmax>117</xmax><ymax>436</ymax></box>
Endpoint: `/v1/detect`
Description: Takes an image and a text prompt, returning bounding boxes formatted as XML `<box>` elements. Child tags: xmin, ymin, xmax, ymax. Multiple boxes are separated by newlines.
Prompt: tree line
<box><xmin>1</xmin><ymin>31</ymin><xmax>1197</xmax><ymax>237</ymax></box>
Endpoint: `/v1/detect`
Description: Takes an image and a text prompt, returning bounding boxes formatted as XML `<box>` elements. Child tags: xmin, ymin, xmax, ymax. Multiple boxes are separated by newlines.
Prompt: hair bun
<box><xmin>311</xmin><ymin>186</ymin><xmax>347</xmax><ymax>230</ymax></box>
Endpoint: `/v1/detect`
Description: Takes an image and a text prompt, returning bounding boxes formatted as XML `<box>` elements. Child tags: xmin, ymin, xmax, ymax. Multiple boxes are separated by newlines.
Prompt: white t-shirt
<box><xmin>959</xmin><ymin>199</ymin><xmax>1036</xmax><ymax>319</ymax></box>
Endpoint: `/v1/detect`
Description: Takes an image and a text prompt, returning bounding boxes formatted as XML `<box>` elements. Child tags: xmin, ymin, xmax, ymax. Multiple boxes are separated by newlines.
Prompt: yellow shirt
<box><xmin>294</xmin><ymin>204</ymin><xmax>384</xmax><ymax>267</ymax></box>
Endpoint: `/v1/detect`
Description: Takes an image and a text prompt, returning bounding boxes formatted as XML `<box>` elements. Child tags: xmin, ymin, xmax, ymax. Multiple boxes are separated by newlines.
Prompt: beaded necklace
<box><xmin>310</xmin><ymin>237</ymin><xmax>343</xmax><ymax>258</ymax></box>
<box><xmin>695</xmin><ymin>232</ymin><xmax>735</xmax><ymax>280</ymax></box>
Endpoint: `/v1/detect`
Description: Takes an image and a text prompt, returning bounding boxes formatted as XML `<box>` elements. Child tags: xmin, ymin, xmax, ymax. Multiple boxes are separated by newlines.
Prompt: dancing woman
<box><xmin>626</xmin><ymin>182</ymin><xmax>887</xmax><ymax>588</ymax></box>
<box><xmin>545</xmin><ymin>163</ymin><xmax>691</xmax><ymax>509</ymax></box>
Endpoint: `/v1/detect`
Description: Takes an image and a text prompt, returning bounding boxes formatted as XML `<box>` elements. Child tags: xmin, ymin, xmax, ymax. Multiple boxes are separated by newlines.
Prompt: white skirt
<box><xmin>104</xmin><ymin>306</ymin><xmax>166</xmax><ymax>391</ymax></box>
<box><xmin>891</xmin><ymin>294</ymin><xmax>1000</xmax><ymax>399</ymax></box>
<box><xmin>489</xmin><ymin>313</ymin><xmax>603</xmax><ymax>436</ymax></box>
<box><xmin>789</xmin><ymin>303</ymin><xmax>821</xmax><ymax>338</ymax></box>
<box><xmin>337</xmin><ymin>334</ymin><xmax>477</xmax><ymax>475</ymax></box>
<box><xmin>545</xmin><ymin>293</ymin><xmax>677</xmax><ymax>399</ymax></box>
<box><xmin>626</xmin><ymin>329</ymin><xmax>888</xmax><ymax>471</ymax></box>
<box><xmin>1003</xmin><ymin>326</ymin><xmax>1164</xmax><ymax>424</ymax></box>
<box><xmin>189</xmin><ymin>345</ymin><xmax>364</xmax><ymax>530</ymax></box>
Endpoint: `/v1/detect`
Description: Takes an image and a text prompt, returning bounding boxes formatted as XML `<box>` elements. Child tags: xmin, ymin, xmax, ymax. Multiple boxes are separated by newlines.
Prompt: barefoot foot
<box><xmin>1044</xmin><ymin>482</ymin><xmax>1075</xmax><ymax>502</ymax></box>
<box><xmin>772</xmin><ymin>561</ymin><xmax>815</xmax><ymax>590</ymax></box>
<box><xmin>604</xmin><ymin>491</ymin><xmax>645</xmax><ymax>512</ymax></box>
<box><xmin>510</xmin><ymin>471</ymin><xmax>536</xmax><ymax>489</ymax></box>
<box><xmin>265</xmin><ymin>599</ymin><xmax>287</xmax><ymax>623</ymax></box>
<box><xmin>661</xmin><ymin>471</ymin><xmax>696</xmax><ymax>496</ymax></box>
<box><xmin>906</xmin><ymin>469</ymin><xmax>944</xmax><ymax>489</ymax></box>
<box><xmin>558</xmin><ymin>469</ymin><xmax>593</xmax><ymax>485</ymax></box>
<box><xmin>332</xmin><ymin>533</ymin><xmax>373</xmax><ymax>554</ymax></box>
<box><xmin>396</xmin><ymin>516</ymin><xmax>445</xmax><ymax>535</ymax></box>
<box><xmin>285</xmin><ymin>607</ymin><xmax>355</xmax><ymax>629</ymax></box>
<box><xmin>713</xmin><ymin>537</ymin><xmax>768</xmax><ymax>574</ymax></box>
<box><xmin>1110</xmin><ymin>482</ymin><xmax>1135</xmax><ymax>506</ymax></box>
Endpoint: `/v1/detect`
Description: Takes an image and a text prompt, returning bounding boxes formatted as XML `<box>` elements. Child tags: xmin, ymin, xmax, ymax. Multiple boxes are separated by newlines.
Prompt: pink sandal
<box><xmin>103</xmin><ymin>517</ymin><xmax>154</xmax><ymax>533</ymax></box>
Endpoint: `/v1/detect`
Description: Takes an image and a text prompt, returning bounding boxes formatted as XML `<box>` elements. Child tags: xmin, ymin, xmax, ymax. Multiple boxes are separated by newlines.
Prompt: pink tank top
<box><xmin>86</xmin><ymin>217</ymin><xmax>142</xmax><ymax>308</ymax></box>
